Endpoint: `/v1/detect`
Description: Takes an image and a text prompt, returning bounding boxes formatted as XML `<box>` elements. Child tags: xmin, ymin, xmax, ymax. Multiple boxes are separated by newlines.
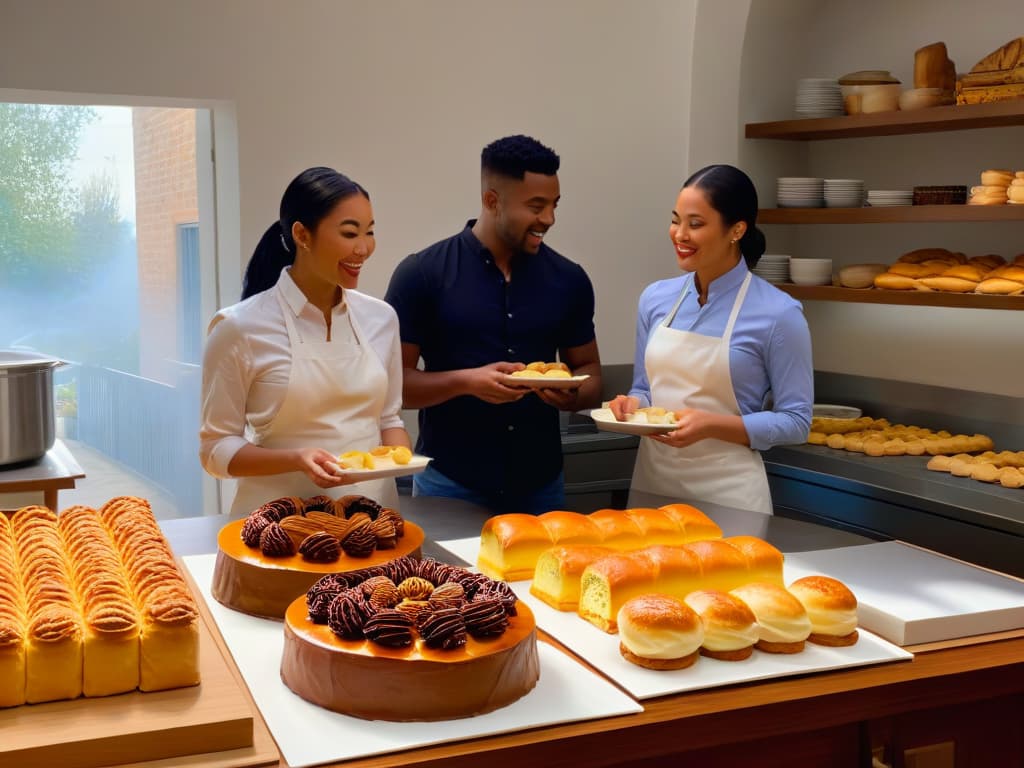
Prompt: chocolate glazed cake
<box><xmin>280</xmin><ymin>557</ymin><xmax>540</xmax><ymax>721</ymax></box>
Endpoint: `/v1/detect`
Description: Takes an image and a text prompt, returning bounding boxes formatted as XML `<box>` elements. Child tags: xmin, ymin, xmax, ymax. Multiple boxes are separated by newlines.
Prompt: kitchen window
<box><xmin>0</xmin><ymin>101</ymin><xmax>220</xmax><ymax>518</ymax></box>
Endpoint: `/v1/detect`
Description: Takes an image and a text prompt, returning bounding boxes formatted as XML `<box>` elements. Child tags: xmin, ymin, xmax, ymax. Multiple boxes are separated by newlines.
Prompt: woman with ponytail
<box><xmin>200</xmin><ymin>167</ymin><xmax>409</xmax><ymax>515</ymax></box>
<box><xmin>609</xmin><ymin>164</ymin><xmax>812</xmax><ymax>514</ymax></box>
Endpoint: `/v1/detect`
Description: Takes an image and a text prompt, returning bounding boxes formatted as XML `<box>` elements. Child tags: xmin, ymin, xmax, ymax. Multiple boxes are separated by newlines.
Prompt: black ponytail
<box><xmin>683</xmin><ymin>164</ymin><xmax>766</xmax><ymax>269</ymax></box>
<box><xmin>241</xmin><ymin>167</ymin><xmax>370</xmax><ymax>300</ymax></box>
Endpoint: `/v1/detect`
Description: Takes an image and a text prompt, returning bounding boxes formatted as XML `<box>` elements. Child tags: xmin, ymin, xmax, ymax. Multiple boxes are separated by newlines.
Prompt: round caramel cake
<box><xmin>281</xmin><ymin>557</ymin><xmax>540</xmax><ymax>721</ymax></box>
<box><xmin>212</xmin><ymin>495</ymin><xmax>424</xmax><ymax>619</ymax></box>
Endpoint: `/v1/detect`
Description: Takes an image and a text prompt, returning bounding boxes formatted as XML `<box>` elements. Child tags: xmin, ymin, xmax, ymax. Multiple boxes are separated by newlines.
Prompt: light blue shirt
<box><xmin>628</xmin><ymin>259</ymin><xmax>813</xmax><ymax>451</ymax></box>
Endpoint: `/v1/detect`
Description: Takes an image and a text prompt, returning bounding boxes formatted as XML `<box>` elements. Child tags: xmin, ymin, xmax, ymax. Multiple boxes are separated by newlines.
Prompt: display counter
<box><xmin>155</xmin><ymin>493</ymin><xmax>1024</xmax><ymax>768</ymax></box>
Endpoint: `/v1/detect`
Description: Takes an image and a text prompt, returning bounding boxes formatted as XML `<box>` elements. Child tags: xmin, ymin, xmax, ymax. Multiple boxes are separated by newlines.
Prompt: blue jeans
<box><xmin>413</xmin><ymin>465</ymin><xmax>566</xmax><ymax>515</ymax></box>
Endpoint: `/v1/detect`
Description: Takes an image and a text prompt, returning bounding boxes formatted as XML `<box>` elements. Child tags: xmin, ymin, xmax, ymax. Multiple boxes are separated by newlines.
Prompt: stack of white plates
<box><xmin>777</xmin><ymin>177</ymin><xmax>825</xmax><ymax>208</ymax></box>
<box><xmin>789</xmin><ymin>257</ymin><xmax>834</xmax><ymax>286</ymax></box>
<box><xmin>824</xmin><ymin>179</ymin><xmax>865</xmax><ymax>208</ymax></box>
<box><xmin>753</xmin><ymin>254</ymin><xmax>790</xmax><ymax>284</ymax></box>
<box><xmin>866</xmin><ymin>189</ymin><xmax>914</xmax><ymax>207</ymax></box>
<box><xmin>795</xmin><ymin>78</ymin><xmax>844</xmax><ymax>118</ymax></box>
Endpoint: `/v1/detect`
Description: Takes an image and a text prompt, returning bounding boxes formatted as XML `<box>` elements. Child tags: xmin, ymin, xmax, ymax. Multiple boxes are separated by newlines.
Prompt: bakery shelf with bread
<box><xmin>0</xmin><ymin>497</ymin><xmax>200</xmax><ymax>709</ymax></box>
<box><xmin>807</xmin><ymin>415</ymin><xmax>994</xmax><ymax>457</ymax></box>
<box><xmin>477</xmin><ymin>504</ymin><xmax>723</xmax><ymax>582</ymax></box>
<box><xmin>927</xmin><ymin>450</ymin><xmax>1024</xmax><ymax>489</ymax></box>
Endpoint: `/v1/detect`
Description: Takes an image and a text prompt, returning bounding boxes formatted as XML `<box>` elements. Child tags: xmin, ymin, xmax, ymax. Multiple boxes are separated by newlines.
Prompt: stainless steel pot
<box><xmin>0</xmin><ymin>349</ymin><xmax>65</xmax><ymax>466</ymax></box>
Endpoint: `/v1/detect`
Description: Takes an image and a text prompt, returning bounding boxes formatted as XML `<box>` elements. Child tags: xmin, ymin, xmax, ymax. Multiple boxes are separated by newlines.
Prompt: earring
<box><xmin>730</xmin><ymin>238</ymin><xmax>737</xmax><ymax>244</ymax></box>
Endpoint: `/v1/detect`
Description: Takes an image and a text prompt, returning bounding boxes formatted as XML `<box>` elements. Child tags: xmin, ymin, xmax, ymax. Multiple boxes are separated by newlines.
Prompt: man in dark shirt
<box><xmin>384</xmin><ymin>135</ymin><xmax>602</xmax><ymax>514</ymax></box>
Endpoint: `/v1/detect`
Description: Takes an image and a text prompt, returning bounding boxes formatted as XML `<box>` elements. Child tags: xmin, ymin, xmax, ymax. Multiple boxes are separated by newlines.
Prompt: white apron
<box><xmin>631</xmin><ymin>272</ymin><xmax>773</xmax><ymax>515</ymax></box>
<box><xmin>229</xmin><ymin>288</ymin><xmax>398</xmax><ymax>517</ymax></box>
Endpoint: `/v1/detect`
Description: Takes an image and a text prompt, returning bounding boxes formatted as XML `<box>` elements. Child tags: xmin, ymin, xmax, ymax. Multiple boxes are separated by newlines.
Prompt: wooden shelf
<box><xmin>774</xmin><ymin>283</ymin><xmax>1024</xmax><ymax>310</ymax></box>
<box><xmin>760</xmin><ymin>205</ymin><xmax>1024</xmax><ymax>224</ymax></box>
<box><xmin>745</xmin><ymin>99</ymin><xmax>1024</xmax><ymax>140</ymax></box>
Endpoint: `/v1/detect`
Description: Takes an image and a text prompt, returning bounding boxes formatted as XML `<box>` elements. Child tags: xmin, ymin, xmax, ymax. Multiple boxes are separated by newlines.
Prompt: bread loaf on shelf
<box><xmin>477</xmin><ymin>504</ymin><xmax>722</xmax><ymax>581</ymax></box>
<box><xmin>0</xmin><ymin>513</ymin><xmax>28</xmax><ymax>707</ymax></box>
<box><xmin>576</xmin><ymin>536</ymin><xmax>785</xmax><ymax>633</ymax></box>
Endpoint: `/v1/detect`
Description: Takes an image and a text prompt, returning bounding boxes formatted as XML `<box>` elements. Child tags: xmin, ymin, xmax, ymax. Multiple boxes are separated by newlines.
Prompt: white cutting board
<box><xmin>784</xmin><ymin>541</ymin><xmax>1024</xmax><ymax>646</ymax></box>
<box><xmin>182</xmin><ymin>554</ymin><xmax>641</xmax><ymax>768</ymax></box>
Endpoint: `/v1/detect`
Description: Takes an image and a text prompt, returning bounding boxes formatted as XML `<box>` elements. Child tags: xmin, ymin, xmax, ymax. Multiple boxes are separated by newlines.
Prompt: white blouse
<box><xmin>199</xmin><ymin>269</ymin><xmax>405</xmax><ymax>479</ymax></box>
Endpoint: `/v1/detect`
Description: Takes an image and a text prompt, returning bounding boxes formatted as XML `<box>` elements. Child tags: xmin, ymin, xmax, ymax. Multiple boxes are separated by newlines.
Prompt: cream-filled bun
<box><xmin>730</xmin><ymin>583</ymin><xmax>811</xmax><ymax>654</ymax></box>
<box><xmin>788</xmin><ymin>575</ymin><xmax>859</xmax><ymax>647</ymax></box>
<box><xmin>617</xmin><ymin>594</ymin><xmax>703</xmax><ymax>670</ymax></box>
<box><xmin>683</xmin><ymin>589</ymin><xmax>759</xmax><ymax>661</ymax></box>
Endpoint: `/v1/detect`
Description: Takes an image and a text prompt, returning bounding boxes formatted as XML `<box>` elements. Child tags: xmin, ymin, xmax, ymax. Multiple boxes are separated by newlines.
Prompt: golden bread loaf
<box><xmin>530</xmin><ymin>545</ymin><xmax>615</xmax><ymax>611</ymax></box>
<box><xmin>617</xmin><ymin>594</ymin><xmax>703</xmax><ymax>670</ymax></box>
<box><xmin>873</xmin><ymin>272</ymin><xmax>918</xmax><ymax>290</ymax></box>
<box><xmin>976</xmin><ymin>277</ymin><xmax>1024</xmax><ymax>295</ymax></box>
<box><xmin>787</xmin><ymin>576</ymin><xmax>859</xmax><ymax>646</ymax></box>
<box><xmin>577</xmin><ymin>536</ymin><xmax>784</xmax><ymax>633</ymax></box>
<box><xmin>477</xmin><ymin>504</ymin><xmax>722</xmax><ymax>581</ymax></box>
<box><xmin>683</xmin><ymin>589</ymin><xmax>759</xmax><ymax>660</ymax></box>
<box><xmin>730</xmin><ymin>582</ymin><xmax>811</xmax><ymax>654</ymax></box>
<box><xmin>896</xmin><ymin>247</ymin><xmax>958</xmax><ymax>264</ymax></box>
<box><xmin>0</xmin><ymin>514</ymin><xmax>28</xmax><ymax>707</ymax></box>
<box><xmin>917</xmin><ymin>276</ymin><xmax>979</xmax><ymax>293</ymax></box>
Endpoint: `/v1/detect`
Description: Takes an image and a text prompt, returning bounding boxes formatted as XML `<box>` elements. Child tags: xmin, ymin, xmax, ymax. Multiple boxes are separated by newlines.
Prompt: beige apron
<box><xmin>229</xmin><ymin>287</ymin><xmax>398</xmax><ymax>517</ymax></box>
<box><xmin>631</xmin><ymin>272</ymin><xmax>772</xmax><ymax>514</ymax></box>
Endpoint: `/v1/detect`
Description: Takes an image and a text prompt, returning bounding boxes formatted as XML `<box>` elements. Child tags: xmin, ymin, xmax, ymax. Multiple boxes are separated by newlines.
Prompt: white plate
<box><xmin>812</xmin><ymin>404</ymin><xmax>863</xmax><ymax>419</ymax></box>
<box><xmin>433</xmin><ymin>538</ymin><xmax>913</xmax><ymax>701</ymax></box>
<box><xmin>326</xmin><ymin>453</ymin><xmax>432</xmax><ymax>480</ymax></box>
<box><xmin>502</xmin><ymin>373</ymin><xmax>591</xmax><ymax>390</ymax></box>
<box><xmin>589</xmin><ymin>407</ymin><xmax>679</xmax><ymax>435</ymax></box>
<box><xmin>182</xmin><ymin>555</ymin><xmax>641</xmax><ymax>768</ymax></box>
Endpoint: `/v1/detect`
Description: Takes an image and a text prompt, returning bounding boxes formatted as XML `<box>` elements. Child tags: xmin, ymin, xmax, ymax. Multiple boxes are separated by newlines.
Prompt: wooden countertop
<box><xmin>156</xmin><ymin>497</ymin><xmax>1024</xmax><ymax>767</ymax></box>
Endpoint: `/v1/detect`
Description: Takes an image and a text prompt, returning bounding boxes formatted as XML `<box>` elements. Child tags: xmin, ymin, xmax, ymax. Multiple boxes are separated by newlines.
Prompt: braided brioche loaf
<box><xmin>477</xmin><ymin>505</ymin><xmax>723</xmax><ymax>581</ymax></box>
<box><xmin>576</xmin><ymin>536</ymin><xmax>785</xmax><ymax>633</ymax></box>
<box><xmin>0</xmin><ymin>497</ymin><xmax>199</xmax><ymax>707</ymax></box>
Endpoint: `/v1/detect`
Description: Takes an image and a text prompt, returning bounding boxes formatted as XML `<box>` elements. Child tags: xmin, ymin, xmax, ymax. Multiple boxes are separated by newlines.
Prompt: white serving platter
<box><xmin>502</xmin><ymin>373</ymin><xmax>590</xmax><ymax>390</ymax></box>
<box><xmin>812</xmin><ymin>403</ymin><xmax>863</xmax><ymax>419</ymax></box>
<box><xmin>434</xmin><ymin>538</ymin><xmax>912</xmax><ymax>700</ymax></box>
<box><xmin>182</xmin><ymin>554</ymin><xmax>641</xmax><ymax>768</ymax></box>
<box><xmin>327</xmin><ymin>453</ymin><xmax>431</xmax><ymax>481</ymax></box>
<box><xmin>784</xmin><ymin>542</ymin><xmax>1024</xmax><ymax>646</ymax></box>
<box><xmin>589</xmin><ymin>407</ymin><xmax>678</xmax><ymax>435</ymax></box>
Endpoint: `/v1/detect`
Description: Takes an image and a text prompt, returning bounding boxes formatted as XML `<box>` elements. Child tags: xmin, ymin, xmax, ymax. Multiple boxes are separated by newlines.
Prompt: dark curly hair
<box><xmin>481</xmin><ymin>135</ymin><xmax>560</xmax><ymax>180</ymax></box>
<box><xmin>683</xmin><ymin>164</ymin><xmax>766</xmax><ymax>269</ymax></box>
<box><xmin>242</xmin><ymin>167</ymin><xmax>369</xmax><ymax>299</ymax></box>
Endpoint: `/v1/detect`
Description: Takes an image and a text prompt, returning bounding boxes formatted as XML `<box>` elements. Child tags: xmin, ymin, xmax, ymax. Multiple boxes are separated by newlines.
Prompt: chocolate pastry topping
<box><xmin>302</xmin><ymin>494</ymin><xmax>334</xmax><ymax>514</ymax></box>
<box><xmin>394</xmin><ymin>599</ymin><xmax>431</xmax><ymax>623</ymax></box>
<box><xmin>308</xmin><ymin>573</ymin><xmax>349</xmax><ymax>623</ymax></box>
<box><xmin>387</xmin><ymin>556</ymin><xmax>420</xmax><ymax>584</ymax></box>
<box><xmin>377</xmin><ymin>507</ymin><xmax>405</xmax><ymax>537</ymax></box>
<box><xmin>327</xmin><ymin>589</ymin><xmax>372</xmax><ymax>639</ymax></box>
<box><xmin>416</xmin><ymin>558</ymin><xmax>447</xmax><ymax>583</ymax></box>
<box><xmin>474</xmin><ymin>580</ymin><xmax>518</xmax><ymax>616</ymax></box>
<box><xmin>455</xmin><ymin>571</ymin><xmax>492</xmax><ymax>600</ymax></box>
<box><xmin>369</xmin><ymin>517</ymin><xmax>397</xmax><ymax>549</ymax></box>
<box><xmin>358</xmin><ymin>574</ymin><xmax>396</xmax><ymax>597</ymax></box>
<box><xmin>397</xmin><ymin>576</ymin><xmax>434</xmax><ymax>601</ymax></box>
<box><xmin>280</xmin><ymin>515</ymin><xmax>327</xmax><ymax>548</ymax></box>
<box><xmin>369</xmin><ymin>582</ymin><xmax>402</xmax><ymax>610</ymax></box>
<box><xmin>419</xmin><ymin>607</ymin><xmax>468</xmax><ymax>650</ymax></box>
<box><xmin>428</xmin><ymin>581</ymin><xmax>465</xmax><ymax>609</ymax></box>
<box><xmin>299</xmin><ymin>531</ymin><xmax>341</xmax><ymax>563</ymax></box>
<box><xmin>341</xmin><ymin>526</ymin><xmax>376</xmax><ymax>558</ymax></box>
<box><xmin>259</xmin><ymin>522</ymin><xmax>295</xmax><ymax>558</ymax></box>
<box><xmin>240</xmin><ymin>512</ymin><xmax>273</xmax><ymax>547</ymax></box>
<box><xmin>363</xmin><ymin>608</ymin><xmax>414</xmax><ymax>647</ymax></box>
<box><xmin>255</xmin><ymin>497</ymin><xmax>299</xmax><ymax>523</ymax></box>
<box><xmin>462</xmin><ymin>598</ymin><xmax>509</xmax><ymax>638</ymax></box>
<box><xmin>338</xmin><ymin>494</ymin><xmax>384</xmax><ymax>520</ymax></box>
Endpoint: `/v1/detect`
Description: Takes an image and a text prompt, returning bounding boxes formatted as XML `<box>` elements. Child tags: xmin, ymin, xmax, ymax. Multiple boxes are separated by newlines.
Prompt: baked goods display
<box><xmin>509</xmin><ymin>361</ymin><xmax>572</xmax><ymax>379</ymax></box>
<box><xmin>0</xmin><ymin>497</ymin><xmax>199</xmax><ymax>707</ymax></box>
<box><xmin>682</xmin><ymin>589</ymin><xmax>759</xmax><ymax>661</ymax></box>
<box><xmin>280</xmin><ymin>556</ymin><xmax>539</xmax><ymax>721</ymax></box>
<box><xmin>212</xmin><ymin>494</ymin><xmax>424</xmax><ymax>618</ymax></box>
<box><xmin>787</xmin><ymin>576</ymin><xmax>860</xmax><ymax>647</ymax></box>
<box><xmin>337</xmin><ymin>444</ymin><xmax>413</xmax><ymax>470</ymax></box>
<box><xmin>871</xmin><ymin>248</ymin><xmax>1024</xmax><ymax>295</ymax></box>
<box><xmin>617</xmin><ymin>595</ymin><xmax>703</xmax><ymax>670</ymax></box>
<box><xmin>576</xmin><ymin>536</ymin><xmax>785</xmax><ymax>633</ymax></box>
<box><xmin>968</xmin><ymin>169</ymin><xmax>1024</xmax><ymax>206</ymax></box>
<box><xmin>807</xmin><ymin>415</ymin><xmax>995</xmax><ymax>457</ymax></box>
<box><xmin>478</xmin><ymin>504</ymin><xmax>723</xmax><ymax>582</ymax></box>
<box><xmin>632</xmin><ymin>406</ymin><xmax>682</xmax><ymax>425</ymax></box>
<box><xmin>927</xmin><ymin>451</ymin><xmax>1024</xmax><ymax>490</ymax></box>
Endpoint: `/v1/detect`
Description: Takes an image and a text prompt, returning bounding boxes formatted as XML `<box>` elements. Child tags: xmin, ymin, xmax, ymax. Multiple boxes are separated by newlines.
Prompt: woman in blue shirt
<box><xmin>609</xmin><ymin>165</ymin><xmax>812</xmax><ymax>514</ymax></box>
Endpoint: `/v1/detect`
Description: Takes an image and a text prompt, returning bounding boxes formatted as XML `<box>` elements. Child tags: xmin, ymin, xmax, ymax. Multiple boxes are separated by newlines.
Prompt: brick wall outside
<box><xmin>132</xmin><ymin>107</ymin><xmax>198</xmax><ymax>384</ymax></box>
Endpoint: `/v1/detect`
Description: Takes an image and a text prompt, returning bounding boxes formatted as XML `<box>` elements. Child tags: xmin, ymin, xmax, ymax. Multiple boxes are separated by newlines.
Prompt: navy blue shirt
<box><xmin>385</xmin><ymin>221</ymin><xmax>596</xmax><ymax>495</ymax></box>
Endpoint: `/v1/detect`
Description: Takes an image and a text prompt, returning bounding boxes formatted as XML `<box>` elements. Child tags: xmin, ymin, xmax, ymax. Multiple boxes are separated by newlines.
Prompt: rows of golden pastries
<box><xmin>807</xmin><ymin>416</ymin><xmax>993</xmax><ymax>457</ymax></box>
<box><xmin>866</xmin><ymin>248</ymin><xmax>1024</xmax><ymax>295</ymax></box>
<box><xmin>0</xmin><ymin>497</ymin><xmax>199</xmax><ymax>708</ymax></box>
<box><xmin>927</xmin><ymin>451</ymin><xmax>1024</xmax><ymax>489</ymax></box>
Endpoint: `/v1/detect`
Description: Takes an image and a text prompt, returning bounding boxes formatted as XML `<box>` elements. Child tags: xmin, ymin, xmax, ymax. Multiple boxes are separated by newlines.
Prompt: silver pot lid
<box><xmin>0</xmin><ymin>348</ymin><xmax>65</xmax><ymax>370</ymax></box>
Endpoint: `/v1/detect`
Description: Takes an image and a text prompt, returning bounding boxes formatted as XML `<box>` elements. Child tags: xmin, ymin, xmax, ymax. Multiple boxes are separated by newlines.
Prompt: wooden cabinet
<box><xmin>745</xmin><ymin>100</ymin><xmax>1024</xmax><ymax>312</ymax></box>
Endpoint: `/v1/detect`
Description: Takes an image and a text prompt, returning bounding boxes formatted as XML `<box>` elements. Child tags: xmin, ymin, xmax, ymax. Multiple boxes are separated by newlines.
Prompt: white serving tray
<box><xmin>435</xmin><ymin>538</ymin><xmax>911</xmax><ymax>700</ymax></box>
<box><xmin>784</xmin><ymin>541</ymin><xmax>1024</xmax><ymax>646</ymax></box>
<box><xmin>182</xmin><ymin>554</ymin><xmax>641</xmax><ymax>768</ymax></box>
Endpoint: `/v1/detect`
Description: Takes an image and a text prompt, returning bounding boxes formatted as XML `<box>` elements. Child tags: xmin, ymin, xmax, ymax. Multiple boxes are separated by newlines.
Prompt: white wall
<box><xmin>0</xmin><ymin>0</ymin><xmax>698</xmax><ymax>365</ymax></box>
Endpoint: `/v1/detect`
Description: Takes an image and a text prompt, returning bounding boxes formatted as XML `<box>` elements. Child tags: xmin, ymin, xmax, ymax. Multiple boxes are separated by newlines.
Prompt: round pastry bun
<box><xmin>980</xmin><ymin>169</ymin><xmax>1014</xmax><ymax>186</ymax></box>
<box><xmin>730</xmin><ymin>582</ymin><xmax>811</xmax><ymax>654</ymax></box>
<box><xmin>617</xmin><ymin>594</ymin><xmax>703</xmax><ymax>669</ymax></box>
<box><xmin>788</xmin><ymin>575</ymin><xmax>859</xmax><ymax>647</ymax></box>
<box><xmin>684</xmin><ymin>589</ymin><xmax>758</xmax><ymax>661</ymax></box>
